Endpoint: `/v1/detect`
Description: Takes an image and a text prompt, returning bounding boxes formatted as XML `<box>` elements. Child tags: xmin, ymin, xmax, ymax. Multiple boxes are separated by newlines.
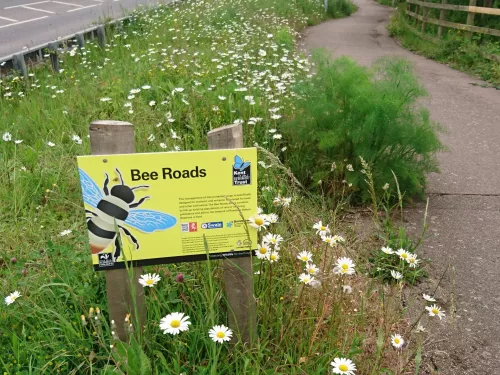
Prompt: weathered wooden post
<box><xmin>48</xmin><ymin>42</ymin><xmax>60</xmax><ymax>72</ymax></box>
<box><xmin>97</xmin><ymin>25</ymin><xmax>107</xmax><ymax>48</ymax></box>
<box><xmin>437</xmin><ymin>0</ymin><xmax>447</xmax><ymax>38</ymax></box>
<box><xmin>207</xmin><ymin>124</ymin><xmax>256</xmax><ymax>345</ymax></box>
<box><xmin>12</xmin><ymin>54</ymin><xmax>27</xmax><ymax>79</ymax></box>
<box><xmin>324</xmin><ymin>0</ymin><xmax>328</xmax><ymax>13</ymax></box>
<box><xmin>76</xmin><ymin>33</ymin><xmax>85</xmax><ymax>49</ymax></box>
<box><xmin>466</xmin><ymin>0</ymin><xmax>476</xmax><ymax>39</ymax></box>
<box><xmin>421</xmin><ymin>0</ymin><xmax>428</xmax><ymax>34</ymax></box>
<box><xmin>89</xmin><ymin>120</ymin><xmax>147</xmax><ymax>341</ymax></box>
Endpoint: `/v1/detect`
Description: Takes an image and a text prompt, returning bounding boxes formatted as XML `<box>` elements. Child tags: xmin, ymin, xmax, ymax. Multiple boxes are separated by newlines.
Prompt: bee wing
<box><xmin>125</xmin><ymin>210</ymin><xmax>177</xmax><ymax>233</ymax></box>
<box><xmin>78</xmin><ymin>168</ymin><xmax>103</xmax><ymax>208</ymax></box>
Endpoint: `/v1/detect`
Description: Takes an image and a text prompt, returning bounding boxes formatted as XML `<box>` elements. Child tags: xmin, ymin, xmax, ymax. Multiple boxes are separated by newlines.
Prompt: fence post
<box><xmin>12</xmin><ymin>54</ymin><xmax>27</xmax><ymax>79</ymax></box>
<box><xmin>76</xmin><ymin>33</ymin><xmax>85</xmax><ymax>49</ymax></box>
<box><xmin>48</xmin><ymin>42</ymin><xmax>60</xmax><ymax>72</ymax></box>
<box><xmin>324</xmin><ymin>0</ymin><xmax>328</xmax><ymax>13</ymax></box>
<box><xmin>97</xmin><ymin>25</ymin><xmax>107</xmax><ymax>48</ymax></box>
<box><xmin>207</xmin><ymin>124</ymin><xmax>256</xmax><ymax>345</ymax></box>
<box><xmin>421</xmin><ymin>0</ymin><xmax>428</xmax><ymax>33</ymax></box>
<box><xmin>466</xmin><ymin>0</ymin><xmax>477</xmax><ymax>39</ymax></box>
<box><xmin>89</xmin><ymin>120</ymin><xmax>147</xmax><ymax>341</ymax></box>
<box><xmin>437</xmin><ymin>0</ymin><xmax>447</xmax><ymax>38</ymax></box>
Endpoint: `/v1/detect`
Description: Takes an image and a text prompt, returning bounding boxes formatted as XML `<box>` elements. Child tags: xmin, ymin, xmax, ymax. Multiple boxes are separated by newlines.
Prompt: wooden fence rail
<box><xmin>405</xmin><ymin>0</ymin><xmax>500</xmax><ymax>39</ymax></box>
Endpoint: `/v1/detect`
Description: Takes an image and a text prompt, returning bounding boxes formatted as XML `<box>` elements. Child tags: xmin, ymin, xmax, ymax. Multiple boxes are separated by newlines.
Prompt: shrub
<box><xmin>327</xmin><ymin>0</ymin><xmax>357</xmax><ymax>18</ymax></box>
<box><xmin>281</xmin><ymin>54</ymin><xmax>444</xmax><ymax>203</ymax></box>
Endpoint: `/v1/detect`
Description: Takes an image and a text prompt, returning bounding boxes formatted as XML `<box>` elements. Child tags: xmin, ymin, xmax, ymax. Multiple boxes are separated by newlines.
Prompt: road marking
<box><xmin>0</xmin><ymin>15</ymin><xmax>48</xmax><ymax>29</ymax></box>
<box><xmin>5</xmin><ymin>1</ymin><xmax>50</xmax><ymax>9</ymax></box>
<box><xmin>52</xmin><ymin>1</ymin><xmax>84</xmax><ymax>7</ymax></box>
<box><xmin>21</xmin><ymin>5</ymin><xmax>56</xmax><ymax>13</ymax></box>
<box><xmin>67</xmin><ymin>3</ymin><xmax>101</xmax><ymax>11</ymax></box>
<box><xmin>0</xmin><ymin>16</ymin><xmax>18</xmax><ymax>22</ymax></box>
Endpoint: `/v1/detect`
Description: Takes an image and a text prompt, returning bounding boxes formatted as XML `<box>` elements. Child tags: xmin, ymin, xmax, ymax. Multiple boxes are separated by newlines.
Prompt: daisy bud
<box><xmin>89</xmin><ymin>307</ymin><xmax>94</xmax><ymax>318</ymax></box>
<box><xmin>81</xmin><ymin>315</ymin><xmax>87</xmax><ymax>326</ymax></box>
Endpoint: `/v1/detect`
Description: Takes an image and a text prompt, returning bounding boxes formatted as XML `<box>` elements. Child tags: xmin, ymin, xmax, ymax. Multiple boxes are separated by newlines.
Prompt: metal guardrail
<box><xmin>0</xmin><ymin>15</ymin><xmax>133</xmax><ymax>78</ymax></box>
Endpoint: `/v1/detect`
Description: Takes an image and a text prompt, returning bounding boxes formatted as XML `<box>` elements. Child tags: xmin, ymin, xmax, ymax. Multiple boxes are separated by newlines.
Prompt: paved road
<box><xmin>304</xmin><ymin>1</ymin><xmax>500</xmax><ymax>374</ymax></box>
<box><xmin>0</xmin><ymin>0</ymin><xmax>162</xmax><ymax>58</ymax></box>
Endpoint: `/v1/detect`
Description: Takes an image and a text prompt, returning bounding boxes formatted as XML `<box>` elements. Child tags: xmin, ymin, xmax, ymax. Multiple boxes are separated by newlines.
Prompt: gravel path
<box><xmin>303</xmin><ymin>2</ymin><xmax>500</xmax><ymax>374</ymax></box>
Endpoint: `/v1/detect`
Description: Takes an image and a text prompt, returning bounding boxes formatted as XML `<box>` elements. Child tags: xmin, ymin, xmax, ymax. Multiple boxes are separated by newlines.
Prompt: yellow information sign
<box><xmin>77</xmin><ymin>148</ymin><xmax>257</xmax><ymax>271</ymax></box>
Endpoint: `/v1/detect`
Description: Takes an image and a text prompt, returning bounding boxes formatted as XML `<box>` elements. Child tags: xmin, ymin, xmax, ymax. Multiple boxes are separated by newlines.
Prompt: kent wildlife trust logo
<box><xmin>232</xmin><ymin>155</ymin><xmax>251</xmax><ymax>186</ymax></box>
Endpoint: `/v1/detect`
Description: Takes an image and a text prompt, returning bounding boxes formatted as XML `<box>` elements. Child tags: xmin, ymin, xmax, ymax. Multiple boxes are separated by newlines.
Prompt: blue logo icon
<box><xmin>201</xmin><ymin>222</ymin><xmax>223</xmax><ymax>229</ymax></box>
<box><xmin>226</xmin><ymin>221</ymin><xmax>233</xmax><ymax>228</ymax></box>
<box><xmin>233</xmin><ymin>155</ymin><xmax>251</xmax><ymax>171</ymax></box>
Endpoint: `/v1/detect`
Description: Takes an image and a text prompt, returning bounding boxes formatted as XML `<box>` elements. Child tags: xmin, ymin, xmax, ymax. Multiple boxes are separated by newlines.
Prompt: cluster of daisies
<box><xmin>137</xmin><ymin>273</ymin><xmax>233</xmax><ymax>343</ymax></box>
<box><xmin>380</xmin><ymin>246</ymin><xmax>421</xmax><ymax>281</ymax></box>
<box><xmin>249</xmin><ymin>207</ymin><xmax>283</xmax><ymax>263</ymax></box>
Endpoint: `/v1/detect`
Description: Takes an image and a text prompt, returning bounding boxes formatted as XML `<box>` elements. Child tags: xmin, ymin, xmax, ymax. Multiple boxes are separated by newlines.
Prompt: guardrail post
<box><xmin>437</xmin><ymin>0</ymin><xmax>447</xmax><ymax>38</ymax></box>
<box><xmin>48</xmin><ymin>42</ymin><xmax>60</xmax><ymax>73</ymax></box>
<box><xmin>466</xmin><ymin>0</ymin><xmax>476</xmax><ymax>39</ymax></box>
<box><xmin>76</xmin><ymin>33</ymin><xmax>85</xmax><ymax>49</ymax></box>
<box><xmin>12</xmin><ymin>54</ymin><xmax>27</xmax><ymax>79</ymax></box>
<box><xmin>89</xmin><ymin>120</ymin><xmax>147</xmax><ymax>341</ymax></box>
<box><xmin>97</xmin><ymin>26</ymin><xmax>106</xmax><ymax>48</ymax></box>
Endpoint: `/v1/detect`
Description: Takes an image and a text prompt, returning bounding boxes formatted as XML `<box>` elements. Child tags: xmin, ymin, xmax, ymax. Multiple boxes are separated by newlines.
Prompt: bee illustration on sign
<box><xmin>79</xmin><ymin>168</ymin><xmax>177</xmax><ymax>261</ymax></box>
<box><xmin>233</xmin><ymin>155</ymin><xmax>251</xmax><ymax>185</ymax></box>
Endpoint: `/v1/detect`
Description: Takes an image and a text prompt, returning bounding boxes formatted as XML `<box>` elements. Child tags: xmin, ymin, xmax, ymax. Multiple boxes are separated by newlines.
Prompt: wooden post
<box><xmin>437</xmin><ymin>0</ymin><xmax>447</xmax><ymax>38</ymax></box>
<box><xmin>76</xmin><ymin>33</ymin><xmax>85</xmax><ymax>50</ymax></box>
<box><xmin>12</xmin><ymin>54</ymin><xmax>27</xmax><ymax>79</ymax></box>
<box><xmin>97</xmin><ymin>26</ymin><xmax>106</xmax><ymax>48</ymax></box>
<box><xmin>89</xmin><ymin>120</ymin><xmax>147</xmax><ymax>341</ymax></box>
<box><xmin>207</xmin><ymin>124</ymin><xmax>256</xmax><ymax>345</ymax></box>
<box><xmin>466</xmin><ymin>0</ymin><xmax>477</xmax><ymax>39</ymax></box>
<box><xmin>421</xmin><ymin>0</ymin><xmax>428</xmax><ymax>34</ymax></box>
<box><xmin>324</xmin><ymin>0</ymin><xmax>328</xmax><ymax>13</ymax></box>
<box><xmin>48</xmin><ymin>42</ymin><xmax>59</xmax><ymax>73</ymax></box>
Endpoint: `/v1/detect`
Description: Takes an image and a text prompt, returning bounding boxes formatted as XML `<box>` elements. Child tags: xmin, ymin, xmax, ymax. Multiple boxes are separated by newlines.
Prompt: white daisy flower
<box><xmin>5</xmin><ymin>291</ymin><xmax>21</xmax><ymax>306</ymax></box>
<box><xmin>396</xmin><ymin>248</ymin><xmax>411</xmax><ymax>261</ymax></box>
<box><xmin>407</xmin><ymin>254</ymin><xmax>420</xmax><ymax>268</ymax></box>
<box><xmin>297</xmin><ymin>251</ymin><xmax>313</xmax><ymax>263</ymax></box>
<box><xmin>334</xmin><ymin>257</ymin><xmax>355</xmax><ymax>275</ymax></box>
<box><xmin>305</xmin><ymin>263</ymin><xmax>319</xmax><ymax>275</ymax></box>
<box><xmin>299</xmin><ymin>273</ymin><xmax>314</xmax><ymax>285</ymax></box>
<box><xmin>425</xmin><ymin>304</ymin><xmax>445</xmax><ymax>320</ymax></box>
<box><xmin>262</xmin><ymin>233</ymin><xmax>283</xmax><ymax>247</ymax></box>
<box><xmin>266</xmin><ymin>213</ymin><xmax>279</xmax><ymax>223</ymax></box>
<box><xmin>391</xmin><ymin>334</ymin><xmax>404</xmax><ymax>349</ymax></box>
<box><xmin>331</xmin><ymin>357</ymin><xmax>357</xmax><ymax>374</ymax></box>
<box><xmin>47</xmin><ymin>141</ymin><xmax>56</xmax><ymax>147</ymax></box>
<box><xmin>149</xmin><ymin>100</ymin><xmax>156</xmax><ymax>107</ymax></box>
<box><xmin>381</xmin><ymin>246</ymin><xmax>394</xmax><ymax>254</ymax></box>
<box><xmin>138</xmin><ymin>273</ymin><xmax>161</xmax><ymax>287</ymax></box>
<box><xmin>313</xmin><ymin>220</ymin><xmax>330</xmax><ymax>236</ymax></box>
<box><xmin>346</xmin><ymin>164</ymin><xmax>354</xmax><ymax>172</ymax></box>
<box><xmin>390</xmin><ymin>270</ymin><xmax>403</xmax><ymax>280</ymax></box>
<box><xmin>255</xmin><ymin>243</ymin><xmax>270</xmax><ymax>260</ymax></box>
<box><xmin>100</xmin><ymin>97</ymin><xmax>112</xmax><ymax>102</ymax></box>
<box><xmin>266</xmin><ymin>251</ymin><xmax>279</xmax><ymax>263</ymax></box>
<box><xmin>130</xmin><ymin>88</ymin><xmax>141</xmax><ymax>94</ymax></box>
<box><xmin>248</xmin><ymin>214</ymin><xmax>270</xmax><ymax>231</ymax></box>
<box><xmin>321</xmin><ymin>235</ymin><xmax>337</xmax><ymax>247</ymax></box>
<box><xmin>159</xmin><ymin>312</ymin><xmax>190</xmax><ymax>335</ymax></box>
<box><xmin>142</xmin><ymin>85</ymin><xmax>151</xmax><ymax>90</ymax></box>
<box><xmin>209</xmin><ymin>325</ymin><xmax>233</xmax><ymax>344</ymax></box>
<box><xmin>2</xmin><ymin>132</ymin><xmax>12</xmax><ymax>142</ymax></box>
<box><xmin>422</xmin><ymin>294</ymin><xmax>436</xmax><ymax>302</ymax></box>
<box><xmin>60</xmin><ymin>229</ymin><xmax>72</xmax><ymax>236</ymax></box>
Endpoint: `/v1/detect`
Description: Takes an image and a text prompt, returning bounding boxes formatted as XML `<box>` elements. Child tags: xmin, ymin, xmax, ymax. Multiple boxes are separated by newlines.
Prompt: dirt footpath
<box><xmin>303</xmin><ymin>2</ymin><xmax>500</xmax><ymax>374</ymax></box>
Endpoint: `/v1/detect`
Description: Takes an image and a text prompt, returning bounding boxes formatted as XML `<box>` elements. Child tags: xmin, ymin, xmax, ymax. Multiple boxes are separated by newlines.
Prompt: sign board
<box><xmin>77</xmin><ymin>148</ymin><xmax>258</xmax><ymax>271</ymax></box>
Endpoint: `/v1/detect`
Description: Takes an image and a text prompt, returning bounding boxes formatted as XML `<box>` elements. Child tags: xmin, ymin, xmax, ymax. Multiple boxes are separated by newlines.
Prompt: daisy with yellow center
<box><xmin>255</xmin><ymin>243</ymin><xmax>270</xmax><ymax>260</ymax></box>
<box><xmin>159</xmin><ymin>312</ymin><xmax>191</xmax><ymax>335</ymax></box>
<box><xmin>297</xmin><ymin>250</ymin><xmax>313</xmax><ymax>263</ymax></box>
<box><xmin>425</xmin><ymin>304</ymin><xmax>445</xmax><ymax>320</ymax></box>
<box><xmin>396</xmin><ymin>248</ymin><xmax>411</xmax><ymax>261</ymax></box>
<box><xmin>381</xmin><ymin>246</ymin><xmax>394</xmax><ymax>254</ymax></box>
<box><xmin>263</xmin><ymin>233</ymin><xmax>283</xmax><ymax>248</ymax></box>
<box><xmin>391</xmin><ymin>333</ymin><xmax>404</xmax><ymax>349</ymax></box>
<box><xmin>313</xmin><ymin>220</ymin><xmax>330</xmax><ymax>236</ymax></box>
<box><xmin>334</xmin><ymin>257</ymin><xmax>355</xmax><ymax>275</ymax></box>
<box><xmin>138</xmin><ymin>273</ymin><xmax>161</xmax><ymax>288</ymax></box>
<box><xmin>407</xmin><ymin>255</ymin><xmax>420</xmax><ymax>268</ymax></box>
<box><xmin>4</xmin><ymin>291</ymin><xmax>21</xmax><ymax>306</ymax></box>
<box><xmin>299</xmin><ymin>273</ymin><xmax>315</xmax><ymax>285</ymax></box>
<box><xmin>331</xmin><ymin>357</ymin><xmax>357</xmax><ymax>374</ymax></box>
<box><xmin>209</xmin><ymin>324</ymin><xmax>233</xmax><ymax>344</ymax></box>
<box><xmin>305</xmin><ymin>263</ymin><xmax>319</xmax><ymax>275</ymax></box>
<box><xmin>391</xmin><ymin>270</ymin><xmax>403</xmax><ymax>280</ymax></box>
<box><xmin>266</xmin><ymin>251</ymin><xmax>280</xmax><ymax>263</ymax></box>
<box><xmin>321</xmin><ymin>235</ymin><xmax>336</xmax><ymax>247</ymax></box>
<box><xmin>248</xmin><ymin>214</ymin><xmax>270</xmax><ymax>231</ymax></box>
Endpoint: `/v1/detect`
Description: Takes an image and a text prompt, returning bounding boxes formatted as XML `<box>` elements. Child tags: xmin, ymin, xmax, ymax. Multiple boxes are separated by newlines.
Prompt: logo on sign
<box><xmin>181</xmin><ymin>222</ymin><xmax>198</xmax><ymax>232</ymax></box>
<box><xmin>98</xmin><ymin>253</ymin><xmax>114</xmax><ymax>268</ymax></box>
<box><xmin>232</xmin><ymin>155</ymin><xmax>251</xmax><ymax>186</ymax></box>
<box><xmin>201</xmin><ymin>222</ymin><xmax>223</xmax><ymax>229</ymax></box>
